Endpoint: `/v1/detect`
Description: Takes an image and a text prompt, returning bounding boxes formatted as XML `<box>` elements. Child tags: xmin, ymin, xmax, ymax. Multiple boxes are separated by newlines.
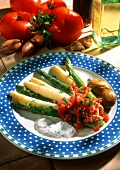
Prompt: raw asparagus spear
<box><xmin>35</xmin><ymin>69</ymin><xmax>71</xmax><ymax>94</ymax></box>
<box><xmin>16</xmin><ymin>85</ymin><xmax>53</xmax><ymax>102</ymax></box>
<box><xmin>11</xmin><ymin>101</ymin><xmax>59</xmax><ymax>117</ymax></box>
<box><xmin>65</xmin><ymin>57</ymin><xmax>96</xmax><ymax>98</ymax></box>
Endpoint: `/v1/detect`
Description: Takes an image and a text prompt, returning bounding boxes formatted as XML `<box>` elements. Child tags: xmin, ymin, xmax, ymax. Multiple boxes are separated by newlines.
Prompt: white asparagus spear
<box><xmin>10</xmin><ymin>91</ymin><xmax>58</xmax><ymax>110</ymax></box>
<box><xmin>50</xmin><ymin>65</ymin><xmax>75</xmax><ymax>85</ymax></box>
<box><xmin>30</xmin><ymin>77</ymin><xmax>55</xmax><ymax>89</ymax></box>
<box><xmin>24</xmin><ymin>81</ymin><xmax>70</xmax><ymax>102</ymax></box>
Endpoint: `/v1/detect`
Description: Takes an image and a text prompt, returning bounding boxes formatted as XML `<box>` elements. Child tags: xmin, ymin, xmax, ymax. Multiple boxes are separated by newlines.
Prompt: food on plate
<box><xmin>23</xmin><ymin>81</ymin><xmax>70</xmax><ymax>101</ymax></box>
<box><xmin>10</xmin><ymin>91</ymin><xmax>58</xmax><ymax>108</ymax></box>
<box><xmin>88</xmin><ymin>79</ymin><xmax>117</xmax><ymax>108</ymax></box>
<box><xmin>0</xmin><ymin>39</ymin><xmax>22</xmax><ymax>54</ymax></box>
<box><xmin>10</xmin><ymin>0</ymin><xmax>42</xmax><ymax>14</ymax></box>
<box><xmin>87</xmin><ymin>79</ymin><xmax>110</xmax><ymax>95</ymax></box>
<box><xmin>30</xmin><ymin>77</ymin><xmax>56</xmax><ymax>89</ymax></box>
<box><xmin>34</xmin><ymin>116</ymin><xmax>76</xmax><ymax>138</ymax></box>
<box><xmin>10</xmin><ymin>91</ymin><xmax>58</xmax><ymax>114</ymax></box>
<box><xmin>49</xmin><ymin>65</ymin><xmax>75</xmax><ymax>85</ymax></box>
<box><xmin>100</xmin><ymin>89</ymin><xmax>117</xmax><ymax>108</ymax></box>
<box><xmin>8</xmin><ymin>57</ymin><xmax>116</xmax><ymax>138</ymax></box>
<box><xmin>35</xmin><ymin>69</ymin><xmax>71</xmax><ymax>94</ymax></box>
<box><xmin>16</xmin><ymin>85</ymin><xmax>53</xmax><ymax>102</ymax></box>
<box><xmin>57</xmin><ymin>84</ymin><xmax>107</xmax><ymax>132</ymax></box>
<box><xmin>65</xmin><ymin>57</ymin><xmax>96</xmax><ymax>98</ymax></box>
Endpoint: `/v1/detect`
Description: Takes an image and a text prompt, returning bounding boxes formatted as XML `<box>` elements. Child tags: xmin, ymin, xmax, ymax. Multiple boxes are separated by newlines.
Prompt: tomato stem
<box><xmin>16</xmin><ymin>16</ymin><xmax>22</xmax><ymax>21</ymax></box>
<box><xmin>48</xmin><ymin>1</ymin><xmax>54</xmax><ymax>9</ymax></box>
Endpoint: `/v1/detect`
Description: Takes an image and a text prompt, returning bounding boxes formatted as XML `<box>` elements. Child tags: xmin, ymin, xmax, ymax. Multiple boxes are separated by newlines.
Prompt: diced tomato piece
<box><xmin>103</xmin><ymin>114</ymin><xmax>109</xmax><ymax>123</ymax></box>
<box><xmin>74</xmin><ymin>121</ymin><xmax>83</xmax><ymax>131</ymax></box>
<box><xmin>57</xmin><ymin>84</ymin><xmax>107</xmax><ymax>132</ymax></box>
<box><xmin>94</xmin><ymin>125</ymin><xmax>100</xmax><ymax>132</ymax></box>
<box><xmin>63</xmin><ymin>113</ymin><xmax>72</xmax><ymax>122</ymax></box>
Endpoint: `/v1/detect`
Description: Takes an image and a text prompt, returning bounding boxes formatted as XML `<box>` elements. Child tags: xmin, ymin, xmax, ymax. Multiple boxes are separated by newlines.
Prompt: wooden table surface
<box><xmin>0</xmin><ymin>1</ymin><xmax>120</xmax><ymax>170</ymax></box>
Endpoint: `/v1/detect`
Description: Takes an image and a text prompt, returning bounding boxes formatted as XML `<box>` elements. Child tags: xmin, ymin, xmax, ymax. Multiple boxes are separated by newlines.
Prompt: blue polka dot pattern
<box><xmin>0</xmin><ymin>52</ymin><xmax>120</xmax><ymax>159</ymax></box>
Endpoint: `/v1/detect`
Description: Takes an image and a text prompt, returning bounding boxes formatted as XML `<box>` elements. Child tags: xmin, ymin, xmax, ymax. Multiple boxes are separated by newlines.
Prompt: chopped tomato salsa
<box><xmin>94</xmin><ymin>125</ymin><xmax>100</xmax><ymax>132</ymax></box>
<box><xmin>103</xmin><ymin>114</ymin><xmax>109</xmax><ymax>122</ymax></box>
<box><xmin>57</xmin><ymin>84</ymin><xmax>109</xmax><ymax>132</ymax></box>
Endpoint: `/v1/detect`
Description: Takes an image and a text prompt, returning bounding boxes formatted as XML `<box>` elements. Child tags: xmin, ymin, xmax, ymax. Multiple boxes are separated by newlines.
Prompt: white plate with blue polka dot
<box><xmin>0</xmin><ymin>52</ymin><xmax>120</xmax><ymax>159</ymax></box>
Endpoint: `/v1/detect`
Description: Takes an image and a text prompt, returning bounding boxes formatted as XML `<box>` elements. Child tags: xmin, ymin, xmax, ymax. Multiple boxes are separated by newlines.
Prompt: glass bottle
<box><xmin>73</xmin><ymin>0</ymin><xmax>93</xmax><ymax>27</ymax></box>
<box><xmin>92</xmin><ymin>0</ymin><xmax>120</xmax><ymax>47</ymax></box>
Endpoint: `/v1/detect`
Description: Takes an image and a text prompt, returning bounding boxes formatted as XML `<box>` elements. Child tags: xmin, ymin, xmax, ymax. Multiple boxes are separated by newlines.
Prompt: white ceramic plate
<box><xmin>0</xmin><ymin>52</ymin><xmax>120</xmax><ymax>159</ymax></box>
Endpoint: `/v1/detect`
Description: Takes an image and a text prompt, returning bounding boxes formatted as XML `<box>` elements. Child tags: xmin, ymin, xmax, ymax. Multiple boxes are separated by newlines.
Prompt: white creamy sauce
<box><xmin>34</xmin><ymin>116</ymin><xmax>76</xmax><ymax>138</ymax></box>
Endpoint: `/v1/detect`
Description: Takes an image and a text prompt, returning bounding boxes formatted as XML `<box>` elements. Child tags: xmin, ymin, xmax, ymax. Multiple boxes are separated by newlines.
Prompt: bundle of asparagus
<box><xmin>9</xmin><ymin>57</ymin><xmax>108</xmax><ymax>133</ymax></box>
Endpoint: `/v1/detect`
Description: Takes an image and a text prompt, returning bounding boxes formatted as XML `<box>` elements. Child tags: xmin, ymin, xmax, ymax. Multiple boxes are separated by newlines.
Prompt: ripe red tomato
<box><xmin>47</xmin><ymin>7</ymin><xmax>84</xmax><ymax>44</ymax></box>
<box><xmin>37</xmin><ymin>0</ymin><xmax>67</xmax><ymax>15</ymax></box>
<box><xmin>10</xmin><ymin>0</ymin><xmax>41</xmax><ymax>15</ymax></box>
<box><xmin>0</xmin><ymin>11</ymin><xmax>33</xmax><ymax>41</ymax></box>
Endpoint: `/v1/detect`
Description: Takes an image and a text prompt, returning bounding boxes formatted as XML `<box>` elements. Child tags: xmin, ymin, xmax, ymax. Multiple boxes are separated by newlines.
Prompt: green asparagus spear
<box><xmin>65</xmin><ymin>57</ymin><xmax>96</xmax><ymax>98</ymax></box>
<box><xmin>65</xmin><ymin>57</ymin><xmax>85</xmax><ymax>86</ymax></box>
<box><xmin>16</xmin><ymin>85</ymin><xmax>53</xmax><ymax>102</ymax></box>
<box><xmin>11</xmin><ymin>101</ymin><xmax>59</xmax><ymax>117</ymax></box>
<box><xmin>35</xmin><ymin>69</ymin><xmax>71</xmax><ymax>94</ymax></box>
<box><xmin>84</xmin><ymin>120</ymin><xmax>105</xmax><ymax>128</ymax></box>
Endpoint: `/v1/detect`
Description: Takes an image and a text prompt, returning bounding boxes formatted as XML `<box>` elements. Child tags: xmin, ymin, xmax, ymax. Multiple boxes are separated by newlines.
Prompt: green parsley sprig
<box><xmin>30</xmin><ymin>10</ymin><xmax>56</xmax><ymax>49</ymax></box>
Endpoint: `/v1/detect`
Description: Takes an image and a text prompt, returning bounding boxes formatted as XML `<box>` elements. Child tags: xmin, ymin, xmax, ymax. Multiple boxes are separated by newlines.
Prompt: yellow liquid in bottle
<box><xmin>92</xmin><ymin>0</ymin><xmax>120</xmax><ymax>47</ymax></box>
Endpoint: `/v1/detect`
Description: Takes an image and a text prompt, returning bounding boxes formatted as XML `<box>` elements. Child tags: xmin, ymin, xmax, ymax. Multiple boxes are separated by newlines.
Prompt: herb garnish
<box><xmin>30</xmin><ymin>10</ymin><xmax>55</xmax><ymax>49</ymax></box>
